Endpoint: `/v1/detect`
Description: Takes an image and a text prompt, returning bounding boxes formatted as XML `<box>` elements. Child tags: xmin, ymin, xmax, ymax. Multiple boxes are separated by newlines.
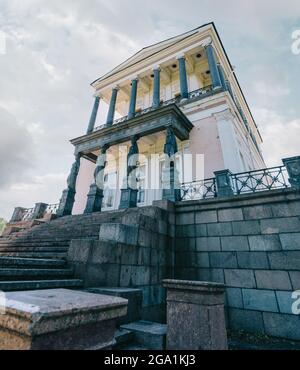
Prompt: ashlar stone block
<box><xmin>163</xmin><ymin>280</ymin><xmax>228</xmax><ymax>350</ymax></box>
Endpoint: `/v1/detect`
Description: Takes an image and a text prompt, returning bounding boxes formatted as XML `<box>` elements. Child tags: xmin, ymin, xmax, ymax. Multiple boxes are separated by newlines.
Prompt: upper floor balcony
<box><xmin>79</xmin><ymin>25</ymin><xmax>262</xmax><ymax>159</ymax></box>
<box><xmin>93</xmin><ymin>84</ymin><xmax>215</xmax><ymax>132</ymax></box>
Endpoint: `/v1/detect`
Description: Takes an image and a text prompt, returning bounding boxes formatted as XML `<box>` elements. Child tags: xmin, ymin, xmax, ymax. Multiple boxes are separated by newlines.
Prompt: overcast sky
<box><xmin>0</xmin><ymin>0</ymin><xmax>299</xmax><ymax>220</ymax></box>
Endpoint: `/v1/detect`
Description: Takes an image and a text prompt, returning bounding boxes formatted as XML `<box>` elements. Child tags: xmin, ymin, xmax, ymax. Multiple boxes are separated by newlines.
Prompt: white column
<box><xmin>214</xmin><ymin>110</ymin><xmax>244</xmax><ymax>173</ymax></box>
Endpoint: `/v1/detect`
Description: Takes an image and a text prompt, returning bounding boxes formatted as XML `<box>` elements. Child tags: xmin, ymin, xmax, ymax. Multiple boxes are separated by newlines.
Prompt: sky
<box><xmin>0</xmin><ymin>0</ymin><xmax>299</xmax><ymax>220</ymax></box>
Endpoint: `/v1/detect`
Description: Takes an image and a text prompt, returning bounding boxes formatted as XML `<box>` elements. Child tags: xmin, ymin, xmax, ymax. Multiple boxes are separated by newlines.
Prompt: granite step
<box><xmin>0</xmin><ymin>240</ymin><xmax>70</xmax><ymax>246</ymax></box>
<box><xmin>114</xmin><ymin>329</ymin><xmax>135</xmax><ymax>346</ymax></box>
<box><xmin>0</xmin><ymin>246</ymin><xmax>69</xmax><ymax>252</ymax></box>
<box><xmin>120</xmin><ymin>321</ymin><xmax>167</xmax><ymax>350</ymax></box>
<box><xmin>0</xmin><ymin>252</ymin><xmax>68</xmax><ymax>259</ymax></box>
<box><xmin>0</xmin><ymin>257</ymin><xmax>66</xmax><ymax>268</ymax></box>
<box><xmin>0</xmin><ymin>268</ymin><xmax>73</xmax><ymax>280</ymax></box>
<box><xmin>0</xmin><ymin>279</ymin><xmax>83</xmax><ymax>292</ymax></box>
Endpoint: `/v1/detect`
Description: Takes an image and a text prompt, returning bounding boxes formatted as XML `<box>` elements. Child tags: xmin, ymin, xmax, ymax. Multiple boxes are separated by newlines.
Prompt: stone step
<box><xmin>114</xmin><ymin>329</ymin><xmax>135</xmax><ymax>346</ymax></box>
<box><xmin>0</xmin><ymin>246</ymin><xmax>69</xmax><ymax>252</ymax></box>
<box><xmin>0</xmin><ymin>268</ymin><xmax>73</xmax><ymax>280</ymax></box>
<box><xmin>0</xmin><ymin>240</ymin><xmax>70</xmax><ymax>245</ymax></box>
<box><xmin>0</xmin><ymin>252</ymin><xmax>68</xmax><ymax>259</ymax></box>
<box><xmin>0</xmin><ymin>257</ymin><xmax>66</xmax><ymax>268</ymax></box>
<box><xmin>120</xmin><ymin>321</ymin><xmax>167</xmax><ymax>350</ymax></box>
<box><xmin>0</xmin><ymin>245</ymin><xmax>69</xmax><ymax>250</ymax></box>
<box><xmin>0</xmin><ymin>279</ymin><xmax>83</xmax><ymax>292</ymax></box>
<box><xmin>86</xmin><ymin>287</ymin><xmax>143</xmax><ymax>325</ymax></box>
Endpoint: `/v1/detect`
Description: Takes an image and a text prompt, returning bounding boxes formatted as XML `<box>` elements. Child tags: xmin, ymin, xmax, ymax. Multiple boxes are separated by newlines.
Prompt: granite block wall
<box><xmin>174</xmin><ymin>189</ymin><xmax>300</xmax><ymax>340</ymax></box>
<box><xmin>68</xmin><ymin>205</ymin><xmax>174</xmax><ymax>323</ymax></box>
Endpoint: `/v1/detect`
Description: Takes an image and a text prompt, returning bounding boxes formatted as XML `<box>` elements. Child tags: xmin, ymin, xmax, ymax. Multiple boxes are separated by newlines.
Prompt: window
<box><xmin>136</xmin><ymin>97</ymin><xmax>144</xmax><ymax>110</ymax></box>
<box><xmin>160</xmin><ymin>87</ymin><xmax>166</xmax><ymax>102</ymax></box>
<box><xmin>102</xmin><ymin>172</ymin><xmax>117</xmax><ymax>209</ymax></box>
<box><xmin>171</xmin><ymin>80</ymin><xmax>180</xmax><ymax>97</ymax></box>
<box><xmin>137</xmin><ymin>164</ymin><xmax>146</xmax><ymax>204</ymax></box>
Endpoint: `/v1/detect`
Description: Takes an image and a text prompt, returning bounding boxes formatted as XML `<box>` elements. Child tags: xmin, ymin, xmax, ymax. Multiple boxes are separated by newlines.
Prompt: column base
<box><xmin>162</xmin><ymin>165</ymin><xmax>181</xmax><ymax>202</ymax></box>
<box><xmin>84</xmin><ymin>184</ymin><xmax>104</xmax><ymax>214</ymax></box>
<box><xmin>119</xmin><ymin>189</ymin><xmax>138</xmax><ymax>209</ymax></box>
<box><xmin>162</xmin><ymin>188</ymin><xmax>181</xmax><ymax>202</ymax></box>
<box><xmin>57</xmin><ymin>188</ymin><xmax>76</xmax><ymax>217</ymax></box>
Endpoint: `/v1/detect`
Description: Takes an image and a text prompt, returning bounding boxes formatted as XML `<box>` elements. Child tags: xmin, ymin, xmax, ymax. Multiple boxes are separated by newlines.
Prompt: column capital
<box><xmin>93</xmin><ymin>93</ymin><xmax>102</xmax><ymax>99</ymax></box>
<box><xmin>176</xmin><ymin>53</ymin><xmax>186</xmax><ymax>60</ymax></box>
<box><xmin>202</xmin><ymin>36</ymin><xmax>213</xmax><ymax>48</ymax></box>
<box><xmin>130</xmin><ymin>134</ymin><xmax>140</xmax><ymax>144</ymax></box>
<box><xmin>112</xmin><ymin>85</ymin><xmax>120</xmax><ymax>91</ymax></box>
<box><xmin>100</xmin><ymin>144</ymin><xmax>110</xmax><ymax>154</ymax></box>
<box><xmin>152</xmin><ymin>65</ymin><xmax>161</xmax><ymax>72</ymax></box>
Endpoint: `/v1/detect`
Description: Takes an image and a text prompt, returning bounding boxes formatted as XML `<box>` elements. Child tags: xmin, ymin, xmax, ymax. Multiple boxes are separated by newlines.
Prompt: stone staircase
<box><xmin>0</xmin><ymin>208</ymin><xmax>169</xmax><ymax>350</ymax></box>
<box><xmin>0</xmin><ymin>211</ymin><xmax>123</xmax><ymax>292</ymax></box>
<box><xmin>0</xmin><ymin>208</ymin><xmax>160</xmax><ymax>292</ymax></box>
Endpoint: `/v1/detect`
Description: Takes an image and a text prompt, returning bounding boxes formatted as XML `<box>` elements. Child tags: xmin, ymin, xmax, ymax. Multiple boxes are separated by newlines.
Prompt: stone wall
<box><xmin>174</xmin><ymin>189</ymin><xmax>300</xmax><ymax>340</ymax></box>
<box><xmin>68</xmin><ymin>205</ymin><xmax>174</xmax><ymax>323</ymax></box>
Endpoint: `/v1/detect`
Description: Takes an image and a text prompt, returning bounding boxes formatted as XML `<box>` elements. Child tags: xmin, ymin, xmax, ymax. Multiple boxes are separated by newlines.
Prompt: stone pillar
<box><xmin>57</xmin><ymin>155</ymin><xmax>81</xmax><ymax>217</ymax></box>
<box><xmin>128</xmin><ymin>78</ymin><xmax>139</xmax><ymax>120</ymax></box>
<box><xmin>10</xmin><ymin>207</ymin><xmax>26</xmax><ymax>223</ymax></box>
<box><xmin>32</xmin><ymin>203</ymin><xmax>48</xmax><ymax>220</ymax></box>
<box><xmin>214</xmin><ymin>169</ymin><xmax>234</xmax><ymax>198</ymax></box>
<box><xmin>119</xmin><ymin>136</ymin><xmax>139</xmax><ymax>209</ymax></box>
<box><xmin>205</xmin><ymin>44</ymin><xmax>222</xmax><ymax>90</ymax></box>
<box><xmin>282</xmin><ymin>156</ymin><xmax>300</xmax><ymax>189</ymax></box>
<box><xmin>177</xmin><ymin>56</ymin><xmax>189</xmax><ymax>99</ymax></box>
<box><xmin>163</xmin><ymin>280</ymin><xmax>228</xmax><ymax>350</ymax></box>
<box><xmin>86</xmin><ymin>96</ymin><xmax>100</xmax><ymax>134</ymax></box>
<box><xmin>152</xmin><ymin>68</ymin><xmax>161</xmax><ymax>108</ymax></box>
<box><xmin>162</xmin><ymin>127</ymin><xmax>181</xmax><ymax>202</ymax></box>
<box><xmin>106</xmin><ymin>87</ymin><xmax>119</xmax><ymax>127</ymax></box>
<box><xmin>84</xmin><ymin>146</ymin><xmax>109</xmax><ymax>214</ymax></box>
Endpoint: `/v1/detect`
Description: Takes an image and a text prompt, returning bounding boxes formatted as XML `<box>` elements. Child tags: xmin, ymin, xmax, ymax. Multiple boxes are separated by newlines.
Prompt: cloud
<box><xmin>255</xmin><ymin>108</ymin><xmax>300</xmax><ymax>166</ymax></box>
<box><xmin>253</xmin><ymin>81</ymin><xmax>290</xmax><ymax>98</ymax></box>
<box><xmin>0</xmin><ymin>173</ymin><xmax>67</xmax><ymax>220</ymax></box>
<box><xmin>0</xmin><ymin>107</ymin><xmax>35</xmax><ymax>189</ymax></box>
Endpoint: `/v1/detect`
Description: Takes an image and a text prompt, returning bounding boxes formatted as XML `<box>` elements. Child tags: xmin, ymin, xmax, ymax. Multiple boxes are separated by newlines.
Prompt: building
<box><xmin>59</xmin><ymin>22</ymin><xmax>265</xmax><ymax>217</ymax></box>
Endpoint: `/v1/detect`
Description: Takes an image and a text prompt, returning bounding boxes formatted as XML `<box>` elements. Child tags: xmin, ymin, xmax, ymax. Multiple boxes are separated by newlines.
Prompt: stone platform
<box><xmin>0</xmin><ymin>289</ymin><xmax>128</xmax><ymax>350</ymax></box>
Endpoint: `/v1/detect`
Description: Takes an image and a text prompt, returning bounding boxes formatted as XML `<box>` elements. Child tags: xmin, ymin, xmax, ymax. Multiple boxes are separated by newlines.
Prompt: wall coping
<box><xmin>175</xmin><ymin>188</ymin><xmax>300</xmax><ymax>213</ymax></box>
<box><xmin>163</xmin><ymin>279</ymin><xmax>225</xmax><ymax>293</ymax></box>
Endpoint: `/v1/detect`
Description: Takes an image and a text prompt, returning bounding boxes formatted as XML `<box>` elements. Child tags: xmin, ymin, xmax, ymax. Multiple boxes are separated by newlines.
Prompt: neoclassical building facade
<box><xmin>58</xmin><ymin>22</ymin><xmax>266</xmax><ymax>217</ymax></box>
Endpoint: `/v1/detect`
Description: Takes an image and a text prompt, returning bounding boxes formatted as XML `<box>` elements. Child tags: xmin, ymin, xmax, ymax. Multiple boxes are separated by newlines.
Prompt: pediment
<box><xmin>92</xmin><ymin>26</ymin><xmax>207</xmax><ymax>85</ymax></box>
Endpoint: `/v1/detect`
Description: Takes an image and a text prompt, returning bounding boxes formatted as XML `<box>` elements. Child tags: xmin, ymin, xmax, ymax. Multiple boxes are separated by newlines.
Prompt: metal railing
<box><xmin>181</xmin><ymin>178</ymin><xmax>217</xmax><ymax>201</ymax></box>
<box><xmin>180</xmin><ymin>165</ymin><xmax>290</xmax><ymax>202</ymax></box>
<box><xmin>21</xmin><ymin>208</ymin><xmax>35</xmax><ymax>221</ymax></box>
<box><xmin>93</xmin><ymin>85</ymin><xmax>215</xmax><ymax>132</ymax></box>
<box><xmin>45</xmin><ymin>203</ymin><xmax>59</xmax><ymax>216</ymax></box>
<box><xmin>231</xmin><ymin>166</ymin><xmax>289</xmax><ymax>195</ymax></box>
